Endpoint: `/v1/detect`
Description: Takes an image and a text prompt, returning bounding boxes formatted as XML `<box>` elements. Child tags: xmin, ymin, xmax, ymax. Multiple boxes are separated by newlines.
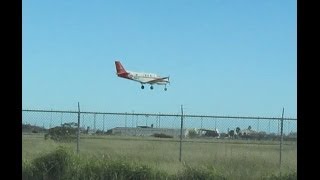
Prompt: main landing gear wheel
<box><xmin>150</xmin><ymin>86</ymin><xmax>154</xmax><ymax>90</ymax></box>
<box><xmin>141</xmin><ymin>85</ymin><xmax>144</xmax><ymax>89</ymax></box>
<box><xmin>164</xmin><ymin>87</ymin><xmax>167</xmax><ymax>91</ymax></box>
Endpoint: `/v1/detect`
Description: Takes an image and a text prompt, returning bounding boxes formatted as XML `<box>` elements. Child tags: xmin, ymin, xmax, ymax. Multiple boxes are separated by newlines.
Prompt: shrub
<box><xmin>23</xmin><ymin>146</ymin><xmax>74</xmax><ymax>180</ymax></box>
<box><xmin>188</xmin><ymin>129</ymin><xmax>198</xmax><ymax>138</ymax></box>
<box><xmin>153</xmin><ymin>133</ymin><xmax>173</xmax><ymax>138</ymax></box>
<box><xmin>22</xmin><ymin>147</ymin><xmax>172</xmax><ymax>180</ymax></box>
<box><xmin>22</xmin><ymin>159</ymin><xmax>36</xmax><ymax>180</ymax></box>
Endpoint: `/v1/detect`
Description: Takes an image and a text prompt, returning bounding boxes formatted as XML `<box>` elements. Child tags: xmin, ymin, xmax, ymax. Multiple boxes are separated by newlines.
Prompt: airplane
<box><xmin>115</xmin><ymin>61</ymin><xmax>170</xmax><ymax>91</ymax></box>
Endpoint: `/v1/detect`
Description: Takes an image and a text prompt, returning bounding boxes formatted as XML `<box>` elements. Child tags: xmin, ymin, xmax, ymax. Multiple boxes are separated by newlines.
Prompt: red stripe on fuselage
<box><xmin>117</xmin><ymin>72</ymin><xmax>130</xmax><ymax>78</ymax></box>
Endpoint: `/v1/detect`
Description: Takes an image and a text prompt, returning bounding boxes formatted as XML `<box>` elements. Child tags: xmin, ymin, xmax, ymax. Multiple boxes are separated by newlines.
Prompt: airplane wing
<box><xmin>145</xmin><ymin>76</ymin><xmax>169</xmax><ymax>84</ymax></box>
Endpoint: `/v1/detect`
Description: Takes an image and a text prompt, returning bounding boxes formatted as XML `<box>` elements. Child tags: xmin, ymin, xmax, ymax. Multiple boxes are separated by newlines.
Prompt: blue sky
<box><xmin>23</xmin><ymin>0</ymin><xmax>296</xmax><ymax>118</ymax></box>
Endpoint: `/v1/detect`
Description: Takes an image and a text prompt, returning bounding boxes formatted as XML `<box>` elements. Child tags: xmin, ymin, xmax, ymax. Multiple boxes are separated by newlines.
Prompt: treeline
<box><xmin>22</xmin><ymin>123</ymin><xmax>48</xmax><ymax>133</ymax></box>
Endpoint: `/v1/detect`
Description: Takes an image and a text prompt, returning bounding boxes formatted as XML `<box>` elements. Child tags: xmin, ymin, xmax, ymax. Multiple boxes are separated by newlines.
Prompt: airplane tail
<box><xmin>115</xmin><ymin>61</ymin><xmax>127</xmax><ymax>75</ymax></box>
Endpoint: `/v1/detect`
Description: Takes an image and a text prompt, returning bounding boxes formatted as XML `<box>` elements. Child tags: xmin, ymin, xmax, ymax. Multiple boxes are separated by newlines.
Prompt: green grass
<box><xmin>22</xmin><ymin>134</ymin><xmax>297</xmax><ymax>180</ymax></box>
<box><xmin>23</xmin><ymin>146</ymin><xmax>228</xmax><ymax>180</ymax></box>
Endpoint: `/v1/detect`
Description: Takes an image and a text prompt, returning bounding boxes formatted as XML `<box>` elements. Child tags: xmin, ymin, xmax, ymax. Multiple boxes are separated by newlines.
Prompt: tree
<box><xmin>236</xmin><ymin>127</ymin><xmax>241</xmax><ymax>134</ymax></box>
<box><xmin>44</xmin><ymin>123</ymin><xmax>77</xmax><ymax>142</ymax></box>
<box><xmin>228</xmin><ymin>130</ymin><xmax>235</xmax><ymax>138</ymax></box>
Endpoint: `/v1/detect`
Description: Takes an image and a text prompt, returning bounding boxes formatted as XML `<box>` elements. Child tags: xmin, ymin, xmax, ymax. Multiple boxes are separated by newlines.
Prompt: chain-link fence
<box><xmin>22</xmin><ymin>109</ymin><xmax>297</xmax><ymax>139</ymax></box>
<box><xmin>22</xmin><ymin>108</ymin><xmax>297</xmax><ymax>172</ymax></box>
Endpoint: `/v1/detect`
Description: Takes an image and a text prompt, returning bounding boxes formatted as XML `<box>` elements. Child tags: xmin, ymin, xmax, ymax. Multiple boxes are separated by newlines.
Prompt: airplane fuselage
<box><xmin>124</xmin><ymin>71</ymin><xmax>169</xmax><ymax>85</ymax></box>
<box><xmin>115</xmin><ymin>61</ymin><xmax>170</xmax><ymax>90</ymax></box>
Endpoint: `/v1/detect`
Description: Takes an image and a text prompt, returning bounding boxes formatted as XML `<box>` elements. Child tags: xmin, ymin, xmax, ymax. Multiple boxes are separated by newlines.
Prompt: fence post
<box><xmin>159</xmin><ymin>112</ymin><xmax>161</xmax><ymax>128</ymax></box>
<box><xmin>125</xmin><ymin>112</ymin><xmax>127</xmax><ymax>127</ymax></box>
<box><xmin>103</xmin><ymin>114</ymin><xmax>105</xmax><ymax>132</ymax></box>
<box><xmin>77</xmin><ymin>102</ymin><xmax>80</xmax><ymax>154</ymax></box>
<box><xmin>50</xmin><ymin>109</ymin><xmax>52</xmax><ymax>128</ymax></box>
<box><xmin>179</xmin><ymin>105</ymin><xmax>184</xmax><ymax>162</ymax></box>
<box><xmin>94</xmin><ymin>113</ymin><xmax>96</xmax><ymax>132</ymax></box>
<box><xmin>132</xmin><ymin>111</ymin><xmax>134</xmax><ymax>127</ymax></box>
<box><xmin>60</xmin><ymin>112</ymin><xmax>63</xmax><ymax>126</ymax></box>
<box><xmin>279</xmin><ymin>107</ymin><xmax>284</xmax><ymax>173</ymax></box>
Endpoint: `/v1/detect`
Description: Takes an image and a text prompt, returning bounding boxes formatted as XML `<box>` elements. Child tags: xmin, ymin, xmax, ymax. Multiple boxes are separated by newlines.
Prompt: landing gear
<box><xmin>141</xmin><ymin>85</ymin><xmax>144</xmax><ymax>89</ymax></box>
<box><xmin>150</xmin><ymin>86</ymin><xmax>154</xmax><ymax>90</ymax></box>
<box><xmin>164</xmin><ymin>87</ymin><xmax>167</xmax><ymax>91</ymax></box>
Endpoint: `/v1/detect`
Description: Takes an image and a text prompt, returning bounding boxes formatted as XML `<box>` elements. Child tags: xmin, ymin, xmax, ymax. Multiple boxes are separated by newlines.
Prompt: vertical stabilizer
<box><xmin>115</xmin><ymin>61</ymin><xmax>127</xmax><ymax>75</ymax></box>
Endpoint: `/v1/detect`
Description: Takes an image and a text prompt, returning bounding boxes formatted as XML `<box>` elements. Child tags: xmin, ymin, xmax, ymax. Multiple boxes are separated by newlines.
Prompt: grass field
<box><xmin>22</xmin><ymin>133</ymin><xmax>296</xmax><ymax>179</ymax></box>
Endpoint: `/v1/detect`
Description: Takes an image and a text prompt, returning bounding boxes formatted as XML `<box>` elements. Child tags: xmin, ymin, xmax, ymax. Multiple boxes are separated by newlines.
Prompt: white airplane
<box><xmin>115</xmin><ymin>61</ymin><xmax>170</xmax><ymax>91</ymax></box>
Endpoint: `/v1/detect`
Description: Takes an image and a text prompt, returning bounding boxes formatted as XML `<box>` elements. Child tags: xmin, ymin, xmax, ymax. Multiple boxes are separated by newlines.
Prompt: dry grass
<box><xmin>22</xmin><ymin>134</ymin><xmax>296</xmax><ymax>179</ymax></box>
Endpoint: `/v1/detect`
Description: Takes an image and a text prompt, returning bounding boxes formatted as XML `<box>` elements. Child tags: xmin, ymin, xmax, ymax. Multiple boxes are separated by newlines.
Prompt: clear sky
<box><xmin>23</xmin><ymin>0</ymin><xmax>297</xmax><ymax>118</ymax></box>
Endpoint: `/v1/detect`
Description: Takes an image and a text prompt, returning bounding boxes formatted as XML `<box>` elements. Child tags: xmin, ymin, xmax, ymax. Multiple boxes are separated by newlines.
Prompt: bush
<box><xmin>22</xmin><ymin>159</ymin><xmax>36</xmax><ymax>180</ymax></box>
<box><xmin>95</xmin><ymin>129</ymin><xmax>107</xmax><ymax>135</ymax></box>
<box><xmin>188</xmin><ymin>129</ymin><xmax>198</xmax><ymax>138</ymax></box>
<box><xmin>22</xmin><ymin>147</ymin><xmax>172</xmax><ymax>180</ymax></box>
<box><xmin>153</xmin><ymin>133</ymin><xmax>173</xmax><ymax>138</ymax></box>
<box><xmin>23</xmin><ymin>146</ymin><xmax>74</xmax><ymax>180</ymax></box>
<box><xmin>32</xmin><ymin>130</ymin><xmax>38</xmax><ymax>133</ymax></box>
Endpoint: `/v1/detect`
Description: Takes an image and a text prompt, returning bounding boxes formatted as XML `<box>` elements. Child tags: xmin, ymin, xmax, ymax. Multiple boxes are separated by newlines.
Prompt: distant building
<box><xmin>109</xmin><ymin>127</ymin><xmax>189</xmax><ymax>138</ymax></box>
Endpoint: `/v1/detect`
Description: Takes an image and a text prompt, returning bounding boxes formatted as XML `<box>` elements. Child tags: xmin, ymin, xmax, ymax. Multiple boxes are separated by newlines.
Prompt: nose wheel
<box><xmin>141</xmin><ymin>85</ymin><xmax>144</xmax><ymax>89</ymax></box>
